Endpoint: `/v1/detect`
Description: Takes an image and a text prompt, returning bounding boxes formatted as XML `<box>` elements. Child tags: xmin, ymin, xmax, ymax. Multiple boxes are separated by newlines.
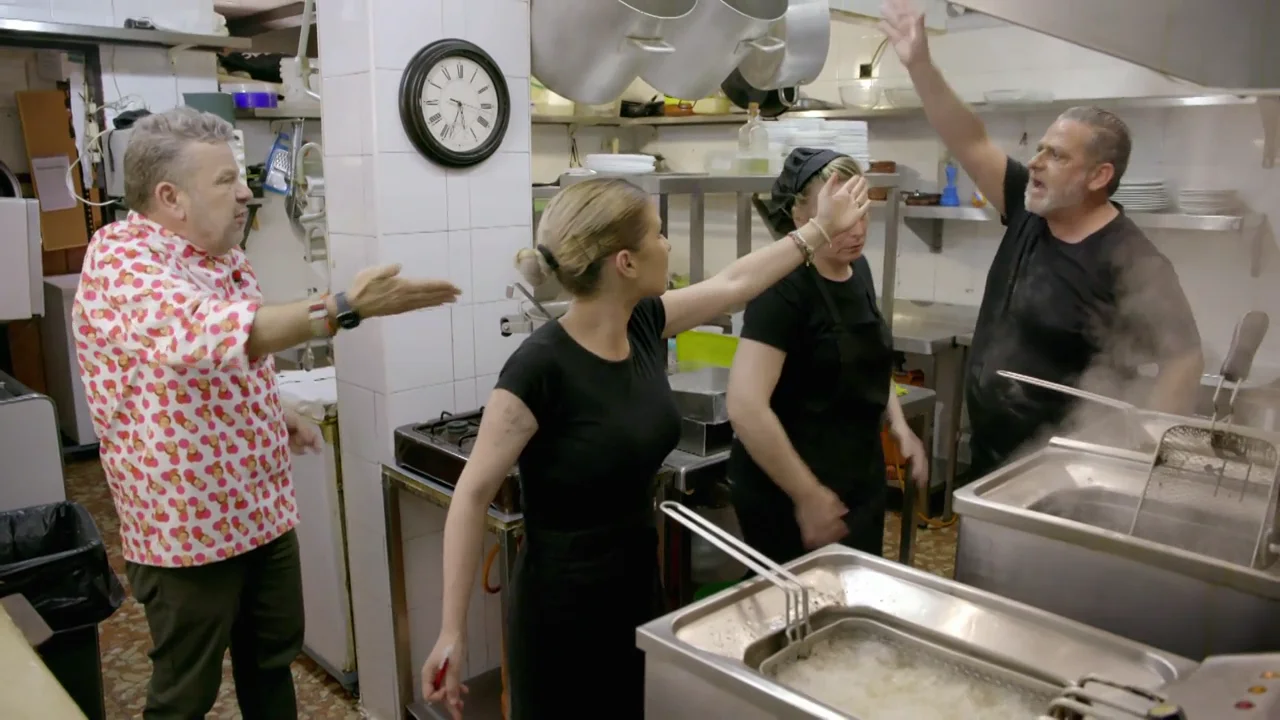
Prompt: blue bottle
<box><xmin>941</xmin><ymin>162</ymin><xmax>961</xmax><ymax>207</ymax></box>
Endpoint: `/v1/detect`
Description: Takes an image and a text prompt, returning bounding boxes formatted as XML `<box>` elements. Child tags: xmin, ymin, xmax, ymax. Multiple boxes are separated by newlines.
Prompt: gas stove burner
<box><xmin>393</xmin><ymin>408</ymin><xmax>520</xmax><ymax>513</ymax></box>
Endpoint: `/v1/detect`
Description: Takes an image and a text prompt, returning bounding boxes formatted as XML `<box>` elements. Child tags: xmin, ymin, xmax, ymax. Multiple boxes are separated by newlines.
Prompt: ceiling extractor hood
<box><xmin>952</xmin><ymin>0</ymin><xmax>1280</xmax><ymax>91</ymax></box>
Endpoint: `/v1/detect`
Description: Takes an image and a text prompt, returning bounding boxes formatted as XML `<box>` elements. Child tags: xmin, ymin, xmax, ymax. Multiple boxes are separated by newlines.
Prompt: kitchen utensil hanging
<box><xmin>641</xmin><ymin>0</ymin><xmax>788</xmax><ymax>101</ymax></box>
<box><xmin>530</xmin><ymin>0</ymin><xmax>695</xmax><ymax>105</ymax></box>
<box><xmin>721</xmin><ymin>68</ymin><xmax>797</xmax><ymax>118</ymax></box>
<box><xmin>735</xmin><ymin>0</ymin><xmax>829</xmax><ymax>90</ymax></box>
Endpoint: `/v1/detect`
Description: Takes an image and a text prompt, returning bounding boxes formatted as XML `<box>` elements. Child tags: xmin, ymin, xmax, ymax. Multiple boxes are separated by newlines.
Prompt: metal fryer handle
<box><xmin>659</xmin><ymin>501</ymin><xmax>812</xmax><ymax>642</ymax></box>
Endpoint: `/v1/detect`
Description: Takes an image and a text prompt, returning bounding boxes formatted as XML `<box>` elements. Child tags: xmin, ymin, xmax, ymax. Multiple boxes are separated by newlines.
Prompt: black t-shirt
<box><xmin>495</xmin><ymin>297</ymin><xmax>681</xmax><ymax>532</ymax></box>
<box><xmin>965</xmin><ymin>157</ymin><xmax>1201</xmax><ymax>464</ymax></box>
<box><xmin>727</xmin><ymin>258</ymin><xmax>892</xmax><ymax>501</ymax></box>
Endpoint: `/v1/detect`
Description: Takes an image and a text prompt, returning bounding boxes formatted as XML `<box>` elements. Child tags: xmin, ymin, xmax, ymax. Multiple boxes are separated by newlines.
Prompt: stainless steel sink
<box><xmin>637</xmin><ymin>544</ymin><xmax>1194</xmax><ymax>719</ymax></box>
<box><xmin>953</xmin><ymin>438</ymin><xmax>1280</xmax><ymax>660</ymax></box>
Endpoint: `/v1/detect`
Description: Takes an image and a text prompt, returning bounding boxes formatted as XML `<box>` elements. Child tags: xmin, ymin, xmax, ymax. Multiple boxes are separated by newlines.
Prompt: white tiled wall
<box><xmin>530</xmin><ymin>19</ymin><xmax>1280</xmax><ymax>372</ymax></box>
<box><xmin>0</xmin><ymin>0</ymin><xmax>216</xmax><ymax>33</ymax></box>
<box><xmin>318</xmin><ymin>0</ymin><xmax>532</xmax><ymax>716</ymax></box>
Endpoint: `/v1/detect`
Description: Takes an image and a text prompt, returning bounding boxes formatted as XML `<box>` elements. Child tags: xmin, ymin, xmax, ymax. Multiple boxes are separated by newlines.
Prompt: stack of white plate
<box><xmin>1177</xmin><ymin>188</ymin><xmax>1238</xmax><ymax>215</ymax></box>
<box><xmin>583</xmin><ymin>154</ymin><xmax>656</xmax><ymax>175</ymax></box>
<box><xmin>823</xmin><ymin>120</ymin><xmax>871</xmax><ymax>171</ymax></box>
<box><xmin>1112</xmin><ymin>179</ymin><xmax>1171</xmax><ymax>212</ymax></box>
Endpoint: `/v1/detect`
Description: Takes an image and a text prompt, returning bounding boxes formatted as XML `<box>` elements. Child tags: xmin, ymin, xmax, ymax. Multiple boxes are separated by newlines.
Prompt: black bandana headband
<box><xmin>760</xmin><ymin>147</ymin><xmax>847</xmax><ymax>236</ymax></box>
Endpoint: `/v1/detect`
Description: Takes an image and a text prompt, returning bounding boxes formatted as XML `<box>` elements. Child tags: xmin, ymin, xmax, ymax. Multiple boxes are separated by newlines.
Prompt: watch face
<box><xmin>420</xmin><ymin>55</ymin><xmax>499</xmax><ymax>154</ymax></box>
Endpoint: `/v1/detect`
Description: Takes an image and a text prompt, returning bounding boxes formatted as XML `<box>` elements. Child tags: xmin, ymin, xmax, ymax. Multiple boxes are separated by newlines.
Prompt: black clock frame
<box><xmin>398</xmin><ymin>38</ymin><xmax>511</xmax><ymax>168</ymax></box>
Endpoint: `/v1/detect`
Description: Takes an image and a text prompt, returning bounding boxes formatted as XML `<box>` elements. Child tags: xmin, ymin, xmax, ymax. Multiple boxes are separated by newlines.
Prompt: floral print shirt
<box><xmin>73</xmin><ymin>212</ymin><xmax>298</xmax><ymax>567</ymax></box>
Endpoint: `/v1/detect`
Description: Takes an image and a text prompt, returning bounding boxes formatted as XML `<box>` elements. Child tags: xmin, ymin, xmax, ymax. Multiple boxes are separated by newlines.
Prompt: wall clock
<box><xmin>398</xmin><ymin>39</ymin><xmax>511</xmax><ymax>168</ymax></box>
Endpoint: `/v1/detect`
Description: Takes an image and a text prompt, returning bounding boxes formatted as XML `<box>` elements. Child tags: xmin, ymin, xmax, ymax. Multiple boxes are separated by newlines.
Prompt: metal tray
<box><xmin>755</xmin><ymin>612</ymin><xmax>1062</xmax><ymax>710</ymax></box>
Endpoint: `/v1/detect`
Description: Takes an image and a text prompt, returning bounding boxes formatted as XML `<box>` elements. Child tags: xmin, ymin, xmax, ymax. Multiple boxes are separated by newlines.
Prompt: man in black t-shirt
<box><xmin>882</xmin><ymin>0</ymin><xmax>1205</xmax><ymax>478</ymax></box>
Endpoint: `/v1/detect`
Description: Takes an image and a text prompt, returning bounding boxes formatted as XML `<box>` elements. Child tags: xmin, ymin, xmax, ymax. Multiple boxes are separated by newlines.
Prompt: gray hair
<box><xmin>123</xmin><ymin>106</ymin><xmax>235</xmax><ymax>211</ymax></box>
<box><xmin>1058</xmin><ymin>106</ymin><xmax>1131</xmax><ymax>196</ymax></box>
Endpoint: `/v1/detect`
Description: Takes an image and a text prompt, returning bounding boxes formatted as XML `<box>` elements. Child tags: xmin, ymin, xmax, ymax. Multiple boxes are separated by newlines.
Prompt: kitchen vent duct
<box><xmin>953</xmin><ymin>0</ymin><xmax>1280</xmax><ymax>91</ymax></box>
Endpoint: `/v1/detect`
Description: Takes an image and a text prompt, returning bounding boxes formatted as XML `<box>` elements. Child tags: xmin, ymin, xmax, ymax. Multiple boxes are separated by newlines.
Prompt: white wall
<box><xmin>530</xmin><ymin>18</ymin><xmax>1280</xmax><ymax>373</ymax></box>
<box><xmin>0</xmin><ymin>0</ymin><xmax>216</xmax><ymax>32</ymax></box>
<box><xmin>317</xmin><ymin>0</ymin><xmax>531</xmax><ymax>717</ymax></box>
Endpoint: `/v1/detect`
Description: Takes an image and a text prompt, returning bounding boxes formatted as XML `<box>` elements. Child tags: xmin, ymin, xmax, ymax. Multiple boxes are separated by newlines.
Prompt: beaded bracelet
<box><xmin>787</xmin><ymin>231</ymin><xmax>814</xmax><ymax>265</ymax></box>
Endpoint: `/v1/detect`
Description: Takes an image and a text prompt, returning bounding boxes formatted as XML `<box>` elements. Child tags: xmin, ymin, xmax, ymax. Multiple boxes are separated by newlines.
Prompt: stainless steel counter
<box><xmin>889</xmin><ymin>302</ymin><xmax>977</xmax><ymax>521</ymax></box>
<box><xmin>953</xmin><ymin>437</ymin><xmax>1280</xmax><ymax>659</ymax></box>
<box><xmin>638</xmin><ymin>544</ymin><xmax>1197</xmax><ymax>719</ymax></box>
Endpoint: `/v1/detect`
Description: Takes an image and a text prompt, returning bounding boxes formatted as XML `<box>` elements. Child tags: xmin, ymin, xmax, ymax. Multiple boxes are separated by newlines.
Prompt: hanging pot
<box><xmin>642</xmin><ymin>0</ymin><xmax>788</xmax><ymax>101</ymax></box>
<box><xmin>736</xmin><ymin>0</ymin><xmax>830</xmax><ymax>90</ymax></box>
<box><xmin>720</xmin><ymin>68</ymin><xmax>797</xmax><ymax>118</ymax></box>
<box><xmin>531</xmin><ymin>0</ymin><xmax>696</xmax><ymax>106</ymax></box>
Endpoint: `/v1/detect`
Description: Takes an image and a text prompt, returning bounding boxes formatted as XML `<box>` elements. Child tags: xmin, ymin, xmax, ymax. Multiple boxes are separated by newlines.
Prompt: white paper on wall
<box><xmin>31</xmin><ymin>155</ymin><xmax>77</xmax><ymax>212</ymax></box>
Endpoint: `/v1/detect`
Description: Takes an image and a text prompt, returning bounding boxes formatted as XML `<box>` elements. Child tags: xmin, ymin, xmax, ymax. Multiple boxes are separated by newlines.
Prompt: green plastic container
<box><xmin>692</xmin><ymin>580</ymin><xmax>738</xmax><ymax>602</ymax></box>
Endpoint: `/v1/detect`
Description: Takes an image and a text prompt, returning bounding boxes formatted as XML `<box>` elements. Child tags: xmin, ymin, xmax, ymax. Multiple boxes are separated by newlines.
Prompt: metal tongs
<box><xmin>1039</xmin><ymin>674</ymin><xmax>1177</xmax><ymax>719</ymax></box>
<box><xmin>659</xmin><ymin>501</ymin><xmax>813</xmax><ymax>645</ymax></box>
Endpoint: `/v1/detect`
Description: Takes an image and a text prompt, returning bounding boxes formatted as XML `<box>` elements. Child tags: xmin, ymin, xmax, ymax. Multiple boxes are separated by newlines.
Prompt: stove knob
<box><xmin>1146</xmin><ymin>704</ymin><xmax>1186</xmax><ymax>720</ymax></box>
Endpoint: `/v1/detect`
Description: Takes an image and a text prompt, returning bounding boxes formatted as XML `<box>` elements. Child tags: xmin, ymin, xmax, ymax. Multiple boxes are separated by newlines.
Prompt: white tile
<box><xmin>453</xmin><ymin>378</ymin><xmax>478</xmax><ymax>410</ymax></box>
<box><xmin>376</xmin><ymin>231</ymin><xmax>451</xmax><ymax>279</ymax></box>
<box><xmin>447</xmin><ymin>230</ymin><xmax>473</xmax><ymax>298</ymax></box>
<box><xmin>441</xmin><ymin>0</ymin><xmax>465</xmax><ymax>37</ymax></box>
<box><xmin>472</xmin><ymin>300</ymin><xmax>524</xmax><ymax>376</ymax></box>
<box><xmin>465</xmin><ymin>152</ymin><xmax>532</xmax><ymax>229</ymax></box>
<box><xmin>317</xmin><ymin>0</ymin><xmax>371</xmax><ymax>78</ymax></box>
<box><xmin>382</xmin><ymin>307</ymin><xmax>455</xmax><ymax>392</ymax></box>
<box><xmin>445</xmin><ymin>170</ymin><xmax>470</xmax><ymax>228</ymax></box>
<box><xmin>377</xmin><ymin>382</ymin><xmax>457</xmax><ymax>462</ymax></box>
<box><xmin>476</xmin><ymin>373</ymin><xmax>500</xmax><ymax>400</ymax></box>
<box><xmin>451</xmin><ymin>304</ymin><xmax>476</xmax><ymax>378</ymax></box>
<box><xmin>326</xmin><ymin>233</ymin><xmax>373</xmax><ymax>294</ymax></box>
<box><xmin>325</xmin><ymin>156</ymin><xmax>376</xmax><ymax>235</ymax></box>
<box><xmin>399</xmin><ymin>493</ymin><xmax>447</xmax><ymax>541</ymax></box>
<box><xmin>321</xmin><ymin>72</ymin><xmax>373</xmax><ymax>157</ymax></box>
<box><xmin>372</xmin><ymin>70</ymin><xmax>414</xmax><ymax>154</ymax></box>
<box><xmin>336</xmin><ymin>381</ymin><xmax>381</xmax><ymax>462</ymax></box>
<box><xmin>500</xmin><ymin>76</ymin><xmax>531</xmax><ymax>154</ymax></box>
<box><xmin>334</xmin><ymin>322</ymin><xmax>387</xmax><ymax>393</ymax></box>
<box><xmin>462</xmin><ymin>0</ymin><xmax>530</xmax><ymax>79</ymax></box>
<box><xmin>469</xmin><ymin>225</ymin><xmax>532</xmax><ymax>303</ymax></box>
<box><xmin>371</xmin><ymin>0</ymin><xmax>444</xmax><ymax>70</ymax></box>
<box><xmin>374</xmin><ymin>152</ymin><xmax>449</xmax><ymax>235</ymax></box>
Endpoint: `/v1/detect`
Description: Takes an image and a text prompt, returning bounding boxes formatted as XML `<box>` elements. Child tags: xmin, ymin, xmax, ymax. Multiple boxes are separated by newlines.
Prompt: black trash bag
<box><xmin>0</xmin><ymin>502</ymin><xmax>125</xmax><ymax>631</ymax></box>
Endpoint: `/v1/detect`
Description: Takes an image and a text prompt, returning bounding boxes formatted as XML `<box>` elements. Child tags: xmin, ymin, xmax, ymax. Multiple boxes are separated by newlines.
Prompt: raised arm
<box><xmin>660</xmin><ymin>174</ymin><xmax>870</xmax><ymax>337</ymax></box>
<box><xmin>424</xmin><ymin>389</ymin><xmax>536</xmax><ymax>717</ymax></box>
<box><xmin>881</xmin><ymin>0</ymin><xmax>1010</xmax><ymax>215</ymax></box>
<box><xmin>78</xmin><ymin>239</ymin><xmax>459</xmax><ymax>368</ymax></box>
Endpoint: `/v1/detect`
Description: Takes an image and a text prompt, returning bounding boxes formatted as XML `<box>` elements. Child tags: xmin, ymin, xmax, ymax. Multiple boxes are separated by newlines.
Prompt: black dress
<box><xmin>495</xmin><ymin>297</ymin><xmax>681</xmax><ymax>719</ymax></box>
<box><xmin>964</xmin><ymin>158</ymin><xmax>1201</xmax><ymax>479</ymax></box>
<box><xmin>727</xmin><ymin>258</ymin><xmax>896</xmax><ymax>564</ymax></box>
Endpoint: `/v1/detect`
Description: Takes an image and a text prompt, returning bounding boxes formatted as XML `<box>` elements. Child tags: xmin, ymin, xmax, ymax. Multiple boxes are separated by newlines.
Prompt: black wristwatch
<box><xmin>333</xmin><ymin>291</ymin><xmax>361</xmax><ymax>330</ymax></box>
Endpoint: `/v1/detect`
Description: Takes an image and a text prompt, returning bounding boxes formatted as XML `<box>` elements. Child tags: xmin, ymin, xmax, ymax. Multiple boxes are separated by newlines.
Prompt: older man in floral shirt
<box><xmin>74</xmin><ymin>107</ymin><xmax>460</xmax><ymax>718</ymax></box>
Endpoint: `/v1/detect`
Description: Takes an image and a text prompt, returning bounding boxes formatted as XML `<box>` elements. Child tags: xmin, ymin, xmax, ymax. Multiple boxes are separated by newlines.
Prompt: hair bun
<box><xmin>513</xmin><ymin>247</ymin><xmax>550</xmax><ymax>288</ymax></box>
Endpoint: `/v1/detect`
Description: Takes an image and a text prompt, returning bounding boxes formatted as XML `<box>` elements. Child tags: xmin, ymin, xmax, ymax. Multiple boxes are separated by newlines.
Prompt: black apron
<box><xmin>731</xmin><ymin>264</ymin><xmax>895</xmax><ymax>565</ymax></box>
<box><xmin>506</xmin><ymin>510</ymin><xmax>663</xmax><ymax>719</ymax></box>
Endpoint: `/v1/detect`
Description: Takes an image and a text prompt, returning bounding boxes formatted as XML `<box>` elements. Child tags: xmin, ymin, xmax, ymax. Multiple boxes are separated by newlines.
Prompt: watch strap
<box><xmin>307</xmin><ymin>297</ymin><xmax>331</xmax><ymax>338</ymax></box>
<box><xmin>334</xmin><ymin>291</ymin><xmax>361</xmax><ymax>329</ymax></box>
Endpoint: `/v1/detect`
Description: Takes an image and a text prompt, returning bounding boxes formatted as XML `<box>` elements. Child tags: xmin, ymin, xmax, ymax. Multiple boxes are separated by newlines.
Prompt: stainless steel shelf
<box><xmin>557</xmin><ymin>171</ymin><xmax>899</xmax><ymax>194</ymax></box>
<box><xmin>0</xmin><ymin>18</ymin><xmax>251</xmax><ymax>50</ymax></box>
<box><xmin>532</xmin><ymin>95</ymin><xmax>1258</xmax><ymax>128</ymax></box>
<box><xmin>900</xmin><ymin>203</ymin><xmax>1258</xmax><ymax>262</ymax></box>
<box><xmin>236</xmin><ymin>103</ymin><xmax>322</xmax><ymax>120</ymax></box>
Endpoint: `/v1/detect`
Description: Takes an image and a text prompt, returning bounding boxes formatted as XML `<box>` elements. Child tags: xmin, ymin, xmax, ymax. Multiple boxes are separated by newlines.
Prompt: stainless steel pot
<box><xmin>736</xmin><ymin>0</ymin><xmax>830</xmax><ymax>90</ymax></box>
<box><xmin>642</xmin><ymin>0</ymin><xmax>788</xmax><ymax>101</ymax></box>
<box><xmin>531</xmin><ymin>0</ymin><xmax>696</xmax><ymax>106</ymax></box>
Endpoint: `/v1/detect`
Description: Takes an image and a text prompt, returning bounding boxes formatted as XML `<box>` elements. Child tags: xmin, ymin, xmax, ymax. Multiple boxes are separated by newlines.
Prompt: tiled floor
<box><xmin>66</xmin><ymin>456</ymin><xmax>958</xmax><ymax>719</ymax></box>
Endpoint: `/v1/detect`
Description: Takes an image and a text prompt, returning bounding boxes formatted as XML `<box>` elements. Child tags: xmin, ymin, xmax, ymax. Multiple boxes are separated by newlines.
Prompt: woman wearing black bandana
<box><xmin>727</xmin><ymin>148</ymin><xmax>930</xmax><ymax>564</ymax></box>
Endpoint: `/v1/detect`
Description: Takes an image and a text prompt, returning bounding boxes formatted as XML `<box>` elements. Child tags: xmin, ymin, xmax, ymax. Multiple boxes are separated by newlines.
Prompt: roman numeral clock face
<box><xmin>399</xmin><ymin>39</ymin><xmax>510</xmax><ymax>168</ymax></box>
